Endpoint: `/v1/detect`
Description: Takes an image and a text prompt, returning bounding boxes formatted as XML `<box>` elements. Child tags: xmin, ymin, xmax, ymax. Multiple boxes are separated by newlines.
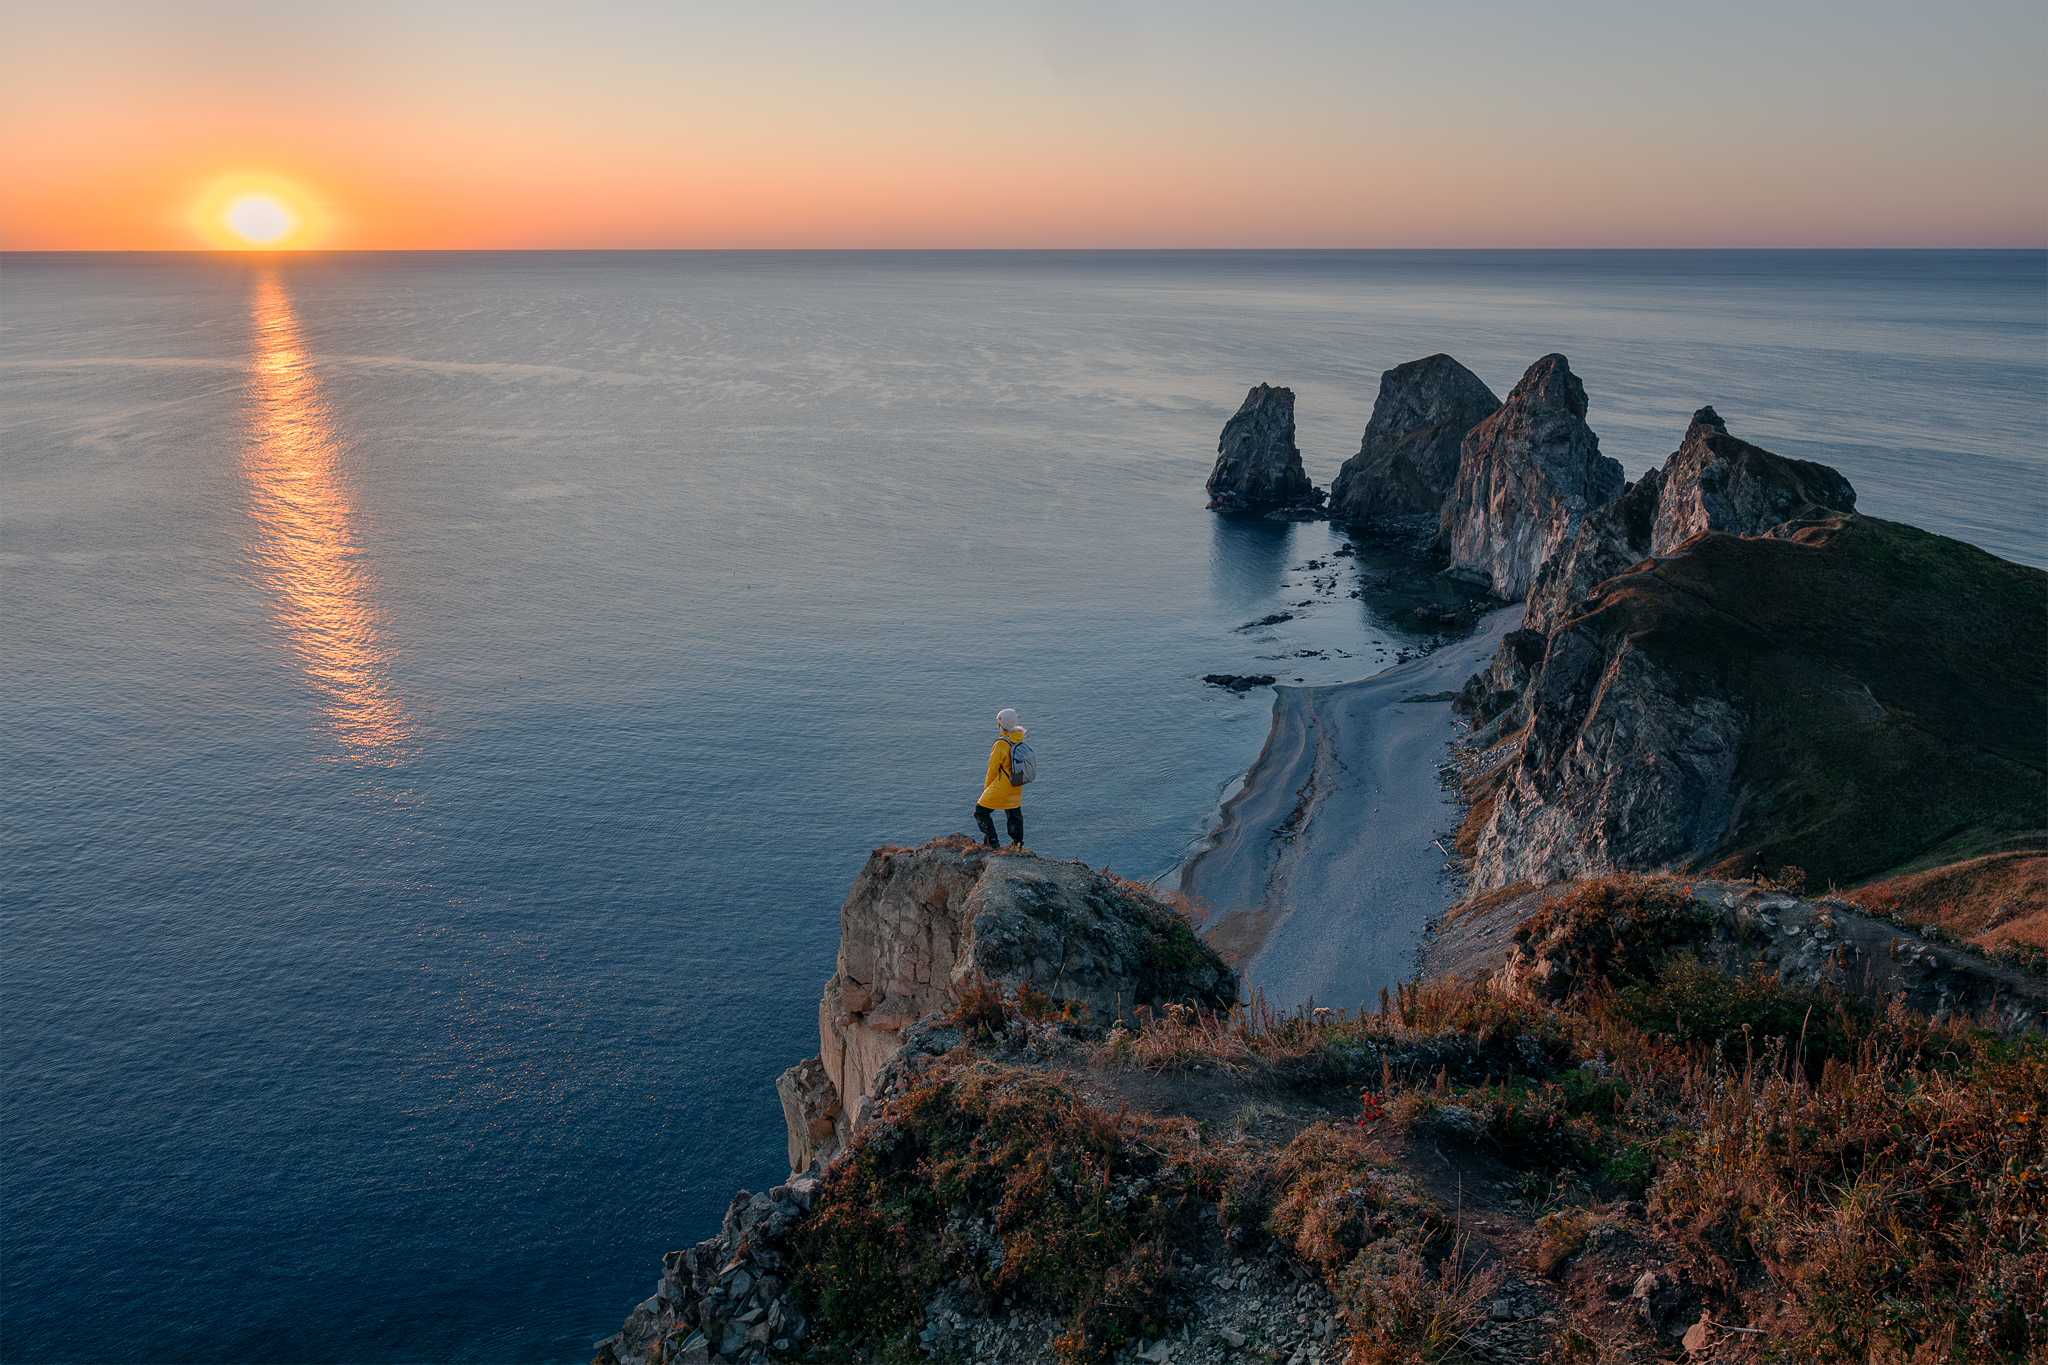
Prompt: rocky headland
<box><xmin>599</xmin><ymin>354</ymin><xmax>2045</xmax><ymax>1365</ymax></box>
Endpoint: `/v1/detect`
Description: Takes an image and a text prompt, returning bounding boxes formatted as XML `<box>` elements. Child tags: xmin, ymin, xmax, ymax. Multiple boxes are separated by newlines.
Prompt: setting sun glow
<box><xmin>190</xmin><ymin>174</ymin><xmax>327</xmax><ymax>250</ymax></box>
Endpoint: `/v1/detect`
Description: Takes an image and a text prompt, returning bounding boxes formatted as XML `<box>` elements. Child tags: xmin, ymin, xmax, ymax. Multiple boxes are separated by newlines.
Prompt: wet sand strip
<box><xmin>1181</xmin><ymin>608</ymin><xmax>1521</xmax><ymax>1012</ymax></box>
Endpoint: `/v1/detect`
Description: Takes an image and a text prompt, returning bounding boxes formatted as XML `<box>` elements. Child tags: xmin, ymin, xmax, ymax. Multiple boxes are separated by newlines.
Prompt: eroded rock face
<box><xmin>774</xmin><ymin>1057</ymin><xmax>840</xmax><ymax>1174</ymax></box>
<box><xmin>1463</xmin><ymin>512</ymin><xmax>2046</xmax><ymax>893</ymax></box>
<box><xmin>1327</xmin><ymin>354</ymin><xmax>1500</xmax><ymax>526</ymax></box>
<box><xmin>1651</xmin><ymin>406</ymin><xmax>1856</xmax><ymax>555</ymax></box>
<box><xmin>593</xmin><ymin>1174</ymin><xmax>825</xmax><ymax>1365</ymax></box>
<box><xmin>1521</xmin><ymin>469</ymin><xmax>1662</xmax><ymax>636</ymax></box>
<box><xmin>1207</xmin><ymin>383</ymin><xmax>1324</xmax><ymax>514</ymax></box>
<box><xmin>1520</xmin><ymin>410</ymin><xmax>1857</xmax><ymax>636</ymax></box>
<box><xmin>1438</xmin><ymin>355</ymin><xmax>1624</xmax><ymax>601</ymax></box>
<box><xmin>1471</xmin><ymin>629</ymin><xmax>1745</xmax><ymax>886</ymax></box>
<box><xmin>791</xmin><ymin>837</ymin><xmax>1236</xmax><ymax>1173</ymax></box>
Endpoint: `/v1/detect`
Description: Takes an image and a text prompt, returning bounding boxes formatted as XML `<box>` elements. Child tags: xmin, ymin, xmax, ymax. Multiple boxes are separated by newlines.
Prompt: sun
<box><xmin>190</xmin><ymin>173</ymin><xmax>330</xmax><ymax>250</ymax></box>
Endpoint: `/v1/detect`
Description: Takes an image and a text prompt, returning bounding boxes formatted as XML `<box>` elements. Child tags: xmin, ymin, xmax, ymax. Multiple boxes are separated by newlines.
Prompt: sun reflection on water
<box><xmin>240</xmin><ymin>272</ymin><xmax>415</xmax><ymax>762</ymax></box>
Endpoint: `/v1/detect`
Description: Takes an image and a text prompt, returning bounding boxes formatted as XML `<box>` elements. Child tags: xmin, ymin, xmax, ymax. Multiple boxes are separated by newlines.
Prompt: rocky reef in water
<box><xmin>1204</xmin><ymin>384</ymin><xmax>1325</xmax><ymax>517</ymax></box>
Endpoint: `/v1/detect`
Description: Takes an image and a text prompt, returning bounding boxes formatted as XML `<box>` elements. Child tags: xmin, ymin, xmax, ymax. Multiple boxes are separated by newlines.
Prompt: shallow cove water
<box><xmin>2</xmin><ymin>250</ymin><xmax>2042</xmax><ymax>1362</ymax></box>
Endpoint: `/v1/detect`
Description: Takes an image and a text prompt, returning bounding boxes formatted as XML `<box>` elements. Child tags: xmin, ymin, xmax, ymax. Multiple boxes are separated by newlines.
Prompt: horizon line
<box><xmin>4</xmin><ymin>244</ymin><xmax>2044</xmax><ymax>256</ymax></box>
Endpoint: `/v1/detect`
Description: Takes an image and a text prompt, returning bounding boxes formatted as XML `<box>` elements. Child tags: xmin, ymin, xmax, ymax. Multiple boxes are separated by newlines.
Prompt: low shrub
<box><xmin>944</xmin><ymin>970</ymin><xmax>1010</xmax><ymax>1040</ymax></box>
<box><xmin>1606</xmin><ymin>956</ymin><xmax>1870</xmax><ymax>1076</ymax></box>
<box><xmin>1532</xmin><ymin>1207</ymin><xmax>1591</xmax><ymax>1276</ymax></box>
<box><xmin>1513</xmin><ymin>874</ymin><xmax>1712</xmax><ymax>994</ymax></box>
<box><xmin>1337</xmin><ymin>1239</ymin><xmax>1501</xmax><ymax>1365</ymax></box>
<box><xmin>1647</xmin><ymin>1017</ymin><xmax>2048</xmax><ymax>1361</ymax></box>
<box><xmin>1267</xmin><ymin>1123</ymin><xmax>1445</xmax><ymax>1273</ymax></box>
<box><xmin>786</xmin><ymin>1062</ymin><xmax>1225</xmax><ymax>1364</ymax></box>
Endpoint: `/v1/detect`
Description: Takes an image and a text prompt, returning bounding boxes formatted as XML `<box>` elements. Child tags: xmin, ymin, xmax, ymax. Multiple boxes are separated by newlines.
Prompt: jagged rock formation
<box><xmin>1520</xmin><ymin>469</ymin><xmax>1664</xmax><ymax>637</ymax></box>
<box><xmin>1438</xmin><ymin>355</ymin><xmax>1624</xmax><ymax>600</ymax></box>
<box><xmin>1460</xmin><ymin>510</ymin><xmax>2047</xmax><ymax>892</ymax></box>
<box><xmin>1206</xmin><ymin>383</ymin><xmax>1325</xmax><ymax>515</ymax></box>
<box><xmin>1326</xmin><ymin>354</ymin><xmax>1500</xmax><ymax>527</ymax></box>
<box><xmin>1523</xmin><ymin>408</ymin><xmax>1857</xmax><ymax>633</ymax></box>
<box><xmin>1651</xmin><ymin>406</ymin><xmax>1857</xmax><ymax>555</ymax></box>
<box><xmin>779</xmin><ymin>837</ymin><xmax>1237</xmax><ymax>1172</ymax></box>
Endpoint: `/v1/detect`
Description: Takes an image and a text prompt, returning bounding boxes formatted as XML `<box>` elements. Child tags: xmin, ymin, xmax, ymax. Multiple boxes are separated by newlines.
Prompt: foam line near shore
<box><xmin>1180</xmin><ymin>606</ymin><xmax>1522</xmax><ymax>1012</ymax></box>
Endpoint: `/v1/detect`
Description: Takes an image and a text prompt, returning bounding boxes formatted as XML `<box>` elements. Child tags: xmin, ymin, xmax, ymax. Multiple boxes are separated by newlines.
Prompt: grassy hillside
<box><xmin>1572</xmin><ymin>510</ymin><xmax>2045</xmax><ymax>887</ymax></box>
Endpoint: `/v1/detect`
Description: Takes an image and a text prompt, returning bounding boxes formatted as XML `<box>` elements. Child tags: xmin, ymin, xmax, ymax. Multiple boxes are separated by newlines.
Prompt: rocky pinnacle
<box><xmin>1438</xmin><ymin>354</ymin><xmax>1624</xmax><ymax>602</ymax></box>
<box><xmin>1327</xmin><ymin>353</ymin><xmax>1501</xmax><ymax>525</ymax></box>
<box><xmin>1206</xmin><ymin>383</ymin><xmax>1325</xmax><ymax>514</ymax></box>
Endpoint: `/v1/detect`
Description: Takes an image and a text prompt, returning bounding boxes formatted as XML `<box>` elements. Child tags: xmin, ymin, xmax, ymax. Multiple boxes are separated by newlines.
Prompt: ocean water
<box><xmin>2</xmin><ymin>250</ymin><xmax>2041</xmax><ymax>1363</ymax></box>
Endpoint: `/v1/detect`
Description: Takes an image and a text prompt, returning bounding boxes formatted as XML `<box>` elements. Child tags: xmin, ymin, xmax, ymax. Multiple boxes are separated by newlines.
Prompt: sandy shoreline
<box><xmin>1179</xmin><ymin>607</ymin><xmax>1521</xmax><ymax>1011</ymax></box>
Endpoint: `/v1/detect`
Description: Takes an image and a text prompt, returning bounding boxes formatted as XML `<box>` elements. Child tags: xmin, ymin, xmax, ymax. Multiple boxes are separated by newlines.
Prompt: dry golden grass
<box><xmin>1087</xmin><ymin>880</ymin><xmax>2048</xmax><ymax>1361</ymax></box>
<box><xmin>801</xmin><ymin>875</ymin><xmax>2044</xmax><ymax>1363</ymax></box>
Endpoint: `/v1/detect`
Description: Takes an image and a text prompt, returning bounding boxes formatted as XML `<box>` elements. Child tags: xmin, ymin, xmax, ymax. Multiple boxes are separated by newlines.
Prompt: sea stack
<box><xmin>1438</xmin><ymin>354</ymin><xmax>1624</xmax><ymax>601</ymax></box>
<box><xmin>1327</xmin><ymin>354</ymin><xmax>1501</xmax><ymax>527</ymax></box>
<box><xmin>1523</xmin><ymin>407</ymin><xmax>1860</xmax><ymax>632</ymax></box>
<box><xmin>1206</xmin><ymin>383</ymin><xmax>1325</xmax><ymax>515</ymax></box>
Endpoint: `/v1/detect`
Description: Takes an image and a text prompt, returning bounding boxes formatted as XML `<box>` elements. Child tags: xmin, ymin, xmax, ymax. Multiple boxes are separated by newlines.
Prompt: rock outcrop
<box><xmin>1438</xmin><ymin>355</ymin><xmax>1624</xmax><ymax>601</ymax></box>
<box><xmin>595</xmin><ymin>1169</ymin><xmax>826</xmax><ymax>1365</ymax></box>
<box><xmin>1523</xmin><ymin>881</ymin><xmax>2043</xmax><ymax>1028</ymax></box>
<box><xmin>1523</xmin><ymin>408</ymin><xmax>1858</xmax><ymax>634</ymax></box>
<box><xmin>1206</xmin><ymin>383</ymin><xmax>1325</xmax><ymax>515</ymax></box>
<box><xmin>1520</xmin><ymin>469</ymin><xmax>1663</xmax><ymax>637</ymax></box>
<box><xmin>1650</xmin><ymin>406</ymin><xmax>1857</xmax><ymax>555</ymax></box>
<box><xmin>781</xmin><ymin>837</ymin><xmax>1237</xmax><ymax>1172</ymax></box>
<box><xmin>1423</xmin><ymin>876</ymin><xmax>2048</xmax><ymax>1031</ymax></box>
<box><xmin>1326</xmin><ymin>354</ymin><xmax>1500</xmax><ymax>527</ymax></box>
<box><xmin>1461</xmin><ymin>510</ymin><xmax>2047</xmax><ymax>892</ymax></box>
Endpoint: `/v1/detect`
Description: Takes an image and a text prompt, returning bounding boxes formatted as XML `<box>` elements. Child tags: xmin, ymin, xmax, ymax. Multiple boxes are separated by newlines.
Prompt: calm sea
<box><xmin>3</xmin><ymin>250</ymin><xmax>2041</xmax><ymax>1363</ymax></box>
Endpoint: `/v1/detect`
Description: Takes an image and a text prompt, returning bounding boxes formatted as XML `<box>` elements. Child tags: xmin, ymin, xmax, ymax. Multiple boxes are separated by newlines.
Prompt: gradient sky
<box><xmin>2</xmin><ymin>0</ymin><xmax>2043</xmax><ymax>249</ymax></box>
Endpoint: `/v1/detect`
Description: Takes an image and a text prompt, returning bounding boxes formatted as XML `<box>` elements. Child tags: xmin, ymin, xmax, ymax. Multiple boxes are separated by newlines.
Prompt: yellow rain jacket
<box><xmin>977</xmin><ymin>728</ymin><xmax>1027</xmax><ymax>810</ymax></box>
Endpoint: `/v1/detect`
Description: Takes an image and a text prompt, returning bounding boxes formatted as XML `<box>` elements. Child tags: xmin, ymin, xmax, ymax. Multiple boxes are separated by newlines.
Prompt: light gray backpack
<box><xmin>1005</xmin><ymin>738</ymin><xmax>1036</xmax><ymax>785</ymax></box>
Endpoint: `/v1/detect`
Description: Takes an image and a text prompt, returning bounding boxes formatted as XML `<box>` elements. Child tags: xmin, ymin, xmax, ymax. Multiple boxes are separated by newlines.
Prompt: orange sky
<box><xmin>2</xmin><ymin>1</ymin><xmax>2043</xmax><ymax>250</ymax></box>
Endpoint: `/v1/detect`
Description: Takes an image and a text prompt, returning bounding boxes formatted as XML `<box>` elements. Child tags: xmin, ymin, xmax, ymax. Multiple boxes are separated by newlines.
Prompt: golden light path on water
<box><xmin>240</xmin><ymin>271</ymin><xmax>415</xmax><ymax>761</ymax></box>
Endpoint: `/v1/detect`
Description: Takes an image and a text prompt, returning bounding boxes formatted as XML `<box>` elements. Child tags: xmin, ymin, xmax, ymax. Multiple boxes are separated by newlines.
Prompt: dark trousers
<box><xmin>974</xmin><ymin>804</ymin><xmax>1023</xmax><ymax>846</ymax></box>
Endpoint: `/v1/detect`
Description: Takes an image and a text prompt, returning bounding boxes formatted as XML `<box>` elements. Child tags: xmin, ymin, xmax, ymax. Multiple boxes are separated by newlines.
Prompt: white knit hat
<box><xmin>995</xmin><ymin>708</ymin><xmax>1020</xmax><ymax>731</ymax></box>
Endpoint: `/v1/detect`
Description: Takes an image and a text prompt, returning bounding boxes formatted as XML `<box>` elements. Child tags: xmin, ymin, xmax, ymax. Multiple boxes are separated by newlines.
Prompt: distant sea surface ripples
<box><xmin>2</xmin><ymin>250</ymin><xmax>2041</xmax><ymax>1362</ymax></box>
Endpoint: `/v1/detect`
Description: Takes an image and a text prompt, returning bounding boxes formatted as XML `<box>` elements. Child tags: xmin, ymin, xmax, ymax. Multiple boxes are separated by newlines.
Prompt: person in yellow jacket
<box><xmin>973</xmin><ymin>708</ymin><xmax>1027</xmax><ymax>849</ymax></box>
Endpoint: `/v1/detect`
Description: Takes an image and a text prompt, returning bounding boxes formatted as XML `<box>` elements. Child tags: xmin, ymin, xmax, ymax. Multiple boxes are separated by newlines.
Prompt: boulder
<box><xmin>1207</xmin><ymin>384</ymin><xmax>1325</xmax><ymax>514</ymax></box>
<box><xmin>1327</xmin><ymin>354</ymin><xmax>1501</xmax><ymax>526</ymax></box>
<box><xmin>804</xmin><ymin>837</ymin><xmax>1237</xmax><ymax>1173</ymax></box>
<box><xmin>1438</xmin><ymin>354</ymin><xmax>1624</xmax><ymax>601</ymax></box>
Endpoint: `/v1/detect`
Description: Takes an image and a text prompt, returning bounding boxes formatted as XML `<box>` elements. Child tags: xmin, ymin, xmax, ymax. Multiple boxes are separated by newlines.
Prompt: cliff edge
<box><xmin>779</xmin><ymin>837</ymin><xmax>1238</xmax><ymax>1172</ymax></box>
<box><xmin>1458</xmin><ymin>508</ymin><xmax>2046</xmax><ymax>892</ymax></box>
